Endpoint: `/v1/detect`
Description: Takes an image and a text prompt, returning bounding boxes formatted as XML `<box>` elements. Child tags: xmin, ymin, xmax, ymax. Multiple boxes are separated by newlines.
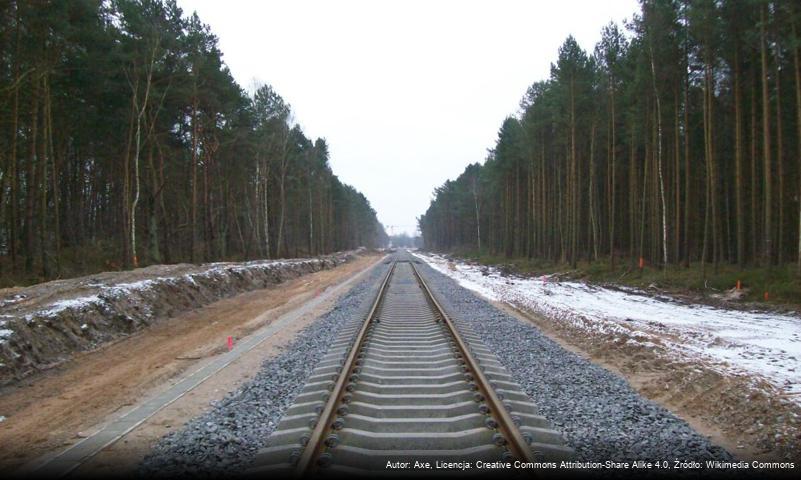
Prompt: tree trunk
<box><xmin>683</xmin><ymin>44</ymin><xmax>691</xmax><ymax>267</ymax></box>
<box><xmin>131</xmin><ymin>92</ymin><xmax>143</xmax><ymax>267</ymax></box>
<box><xmin>751</xmin><ymin>70</ymin><xmax>760</xmax><ymax>263</ymax></box>
<box><xmin>262</xmin><ymin>159</ymin><xmax>271</xmax><ymax>259</ymax></box>
<box><xmin>639</xmin><ymin>113</ymin><xmax>649</xmax><ymax>271</ymax></box>
<box><xmin>793</xmin><ymin>17</ymin><xmax>801</xmax><ymax>274</ymax></box>
<box><xmin>190</xmin><ymin>98</ymin><xmax>199</xmax><ymax>263</ymax></box>
<box><xmin>775</xmin><ymin>37</ymin><xmax>784</xmax><ymax>265</ymax></box>
<box><xmin>308</xmin><ymin>163</ymin><xmax>314</xmax><ymax>256</ymax></box>
<box><xmin>45</xmin><ymin>74</ymin><xmax>60</xmax><ymax>276</ymax></box>
<box><xmin>25</xmin><ymin>76</ymin><xmax>39</xmax><ymax>273</ymax></box>
<box><xmin>277</xmin><ymin>161</ymin><xmax>287</xmax><ymax>258</ymax></box>
<box><xmin>761</xmin><ymin>4</ymin><xmax>773</xmax><ymax>265</ymax></box>
<box><xmin>609</xmin><ymin>79</ymin><xmax>617</xmax><ymax>268</ymax></box>
<box><xmin>734</xmin><ymin>47</ymin><xmax>745</xmax><ymax>268</ymax></box>
<box><xmin>9</xmin><ymin>8</ymin><xmax>20</xmax><ymax>271</ymax></box>
<box><xmin>147</xmin><ymin>142</ymin><xmax>161</xmax><ymax>264</ymax></box>
<box><xmin>570</xmin><ymin>78</ymin><xmax>577</xmax><ymax>268</ymax></box>
<box><xmin>706</xmin><ymin>63</ymin><xmax>720</xmax><ymax>273</ymax></box>
<box><xmin>589</xmin><ymin>118</ymin><xmax>599</xmax><ymax>261</ymax></box>
<box><xmin>39</xmin><ymin>74</ymin><xmax>50</xmax><ymax>278</ymax></box>
<box><xmin>130</xmin><ymin>44</ymin><xmax>157</xmax><ymax>268</ymax></box>
<box><xmin>674</xmin><ymin>88</ymin><xmax>681</xmax><ymax>266</ymax></box>
<box><xmin>473</xmin><ymin>177</ymin><xmax>481</xmax><ymax>252</ymax></box>
<box><xmin>649</xmin><ymin>40</ymin><xmax>668</xmax><ymax>268</ymax></box>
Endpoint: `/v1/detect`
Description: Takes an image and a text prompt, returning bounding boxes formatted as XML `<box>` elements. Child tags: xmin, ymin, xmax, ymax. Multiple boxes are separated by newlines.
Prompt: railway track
<box><xmin>250</xmin><ymin>255</ymin><xmax>571</xmax><ymax>475</ymax></box>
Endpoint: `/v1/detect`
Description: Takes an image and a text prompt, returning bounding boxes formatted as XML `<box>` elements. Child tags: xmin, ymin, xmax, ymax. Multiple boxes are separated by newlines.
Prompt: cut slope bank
<box><xmin>0</xmin><ymin>251</ymin><xmax>360</xmax><ymax>386</ymax></box>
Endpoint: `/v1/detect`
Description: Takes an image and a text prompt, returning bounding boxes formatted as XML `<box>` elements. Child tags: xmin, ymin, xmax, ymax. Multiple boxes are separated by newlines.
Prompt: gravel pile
<box><xmin>138</xmin><ymin>262</ymin><xmax>389</xmax><ymax>478</ymax></box>
<box><xmin>414</xmin><ymin>260</ymin><xmax>733</xmax><ymax>463</ymax></box>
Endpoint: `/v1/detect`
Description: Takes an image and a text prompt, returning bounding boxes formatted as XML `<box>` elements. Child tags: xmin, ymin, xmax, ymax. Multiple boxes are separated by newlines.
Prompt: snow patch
<box><xmin>415</xmin><ymin>252</ymin><xmax>801</xmax><ymax>399</ymax></box>
<box><xmin>106</xmin><ymin>279</ymin><xmax>158</xmax><ymax>296</ymax></box>
<box><xmin>12</xmin><ymin>259</ymin><xmax>303</xmax><ymax>324</ymax></box>
<box><xmin>40</xmin><ymin>296</ymin><xmax>102</xmax><ymax>317</ymax></box>
<box><xmin>0</xmin><ymin>294</ymin><xmax>26</xmax><ymax>308</ymax></box>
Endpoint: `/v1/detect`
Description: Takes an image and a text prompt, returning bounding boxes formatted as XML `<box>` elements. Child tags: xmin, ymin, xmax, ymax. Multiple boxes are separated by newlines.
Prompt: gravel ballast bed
<box><xmin>414</xmin><ymin>259</ymin><xmax>733</xmax><ymax>463</ymax></box>
<box><xmin>138</xmin><ymin>261</ymin><xmax>389</xmax><ymax>477</ymax></box>
<box><xmin>140</xmin><ymin>255</ymin><xmax>732</xmax><ymax>476</ymax></box>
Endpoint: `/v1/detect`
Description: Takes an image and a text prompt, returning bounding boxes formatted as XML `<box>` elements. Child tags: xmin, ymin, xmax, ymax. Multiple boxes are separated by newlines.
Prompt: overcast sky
<box><xmin>176</xmin><ymin>0</ymin><xmax>639</xmax><ymax>236</ymax></box>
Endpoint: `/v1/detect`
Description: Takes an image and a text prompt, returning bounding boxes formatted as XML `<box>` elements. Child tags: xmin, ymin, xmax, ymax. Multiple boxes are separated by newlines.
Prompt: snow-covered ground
<box><xmin>415</xmin><ymin>252</ymin><xmax>801</xmax><ymax>399</ymax></box>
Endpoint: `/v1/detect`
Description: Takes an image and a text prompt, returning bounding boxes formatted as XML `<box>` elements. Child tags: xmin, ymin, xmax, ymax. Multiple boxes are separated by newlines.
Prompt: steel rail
<box><xmin>409</xmin><ymin>260</ymin><xmax>537</xmax><ymax>465</ymax></box>
<box><xmin>293</xmin><ymin>260</ymin><xmax>397</xmax><ymax>477</ymax></box>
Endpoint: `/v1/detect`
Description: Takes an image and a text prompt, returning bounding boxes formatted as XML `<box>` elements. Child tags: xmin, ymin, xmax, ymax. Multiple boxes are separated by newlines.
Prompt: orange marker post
<box><xmin>638</xmin><ymin>257</ymin><xmax>645</xmax><ymax>270</ymax></box>
<box><xmin>227</xmin><ymin>336</ymin><xmax>233</xmax><ymax>351</ymax></box>
<box><xmin>736</xmin><ymin>280</ymin><xmax>742</xmax><ymax>290</ymax></box>
<box><xmin>764</xmin><ymin>291</ymin><xmax>769</xmax><ymax>301</ymax></box>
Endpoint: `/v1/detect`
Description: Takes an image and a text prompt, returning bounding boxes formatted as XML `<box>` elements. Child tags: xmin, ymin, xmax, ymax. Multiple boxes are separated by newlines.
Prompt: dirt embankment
<box><xmin>0</xmin><ymin>251</ymin><xmax>360</xmax><ymax>386</ymax></box>
<box><xmin>0</xmin><ymin>253</ymin><xmax>381</xmax><ymax>473</ymax></box>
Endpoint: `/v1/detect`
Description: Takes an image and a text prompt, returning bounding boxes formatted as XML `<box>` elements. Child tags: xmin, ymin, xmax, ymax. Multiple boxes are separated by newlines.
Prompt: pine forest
<box><xmin>0</xmin><ymin>0</ymin><xmax>386</xmax><ymax>285</ymax></box>
<box><xmin>420</xmin><ymin>0</ymin><xmax>801</xmax><ymax>288</ymax></box>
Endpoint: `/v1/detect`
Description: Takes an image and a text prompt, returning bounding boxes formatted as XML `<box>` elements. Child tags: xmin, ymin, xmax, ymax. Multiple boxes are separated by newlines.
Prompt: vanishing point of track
<box><xmin>251</xmin><ymin>254</ymin><xmax>570</xmax><ymax>476</ymax></box>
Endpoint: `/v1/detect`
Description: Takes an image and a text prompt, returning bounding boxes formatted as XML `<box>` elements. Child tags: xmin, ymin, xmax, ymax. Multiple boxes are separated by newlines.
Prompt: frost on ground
<box><xmin>417</xmin><ymin>252</ymin><xmax>801</xmax><ymax>398</ymax></box>
<box><xmin>0</xmin><ymin>251</ymin><xmax>361</xmax><ymax>386</ymax></box>
<box><xmin>416</xmin><ymin>252</ymin><xmax>801</xmax><ymax>459</ymax></box>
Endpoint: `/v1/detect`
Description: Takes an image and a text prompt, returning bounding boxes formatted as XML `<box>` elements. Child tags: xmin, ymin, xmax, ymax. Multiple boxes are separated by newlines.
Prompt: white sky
<box><xmin>176</xmin><ymin>0</ymin><xmax>639</xmax><ymax>236</ymax></box>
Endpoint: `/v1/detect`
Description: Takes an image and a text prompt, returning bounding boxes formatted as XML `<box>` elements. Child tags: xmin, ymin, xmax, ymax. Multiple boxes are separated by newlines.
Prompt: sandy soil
<box><xmin>494</xmin><ymin>301</ymin><xmax>799</xmax><ymax>461</ymax></box>
<box><xmin>0</xmin><ymin>254</ymin><xmax>381</xmax><ymax>472</ymax></box>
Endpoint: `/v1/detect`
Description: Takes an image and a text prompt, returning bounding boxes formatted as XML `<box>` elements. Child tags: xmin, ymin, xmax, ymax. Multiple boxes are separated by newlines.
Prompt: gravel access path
<box><xmin>138</xmin><ymin>261</ymin><xmax>390</xmax><ymax>477</ymax></box>
<box><xmin>413</xmin><ymin>259</ymin><xmax>732</xmax><ymax>463</ymax></box>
